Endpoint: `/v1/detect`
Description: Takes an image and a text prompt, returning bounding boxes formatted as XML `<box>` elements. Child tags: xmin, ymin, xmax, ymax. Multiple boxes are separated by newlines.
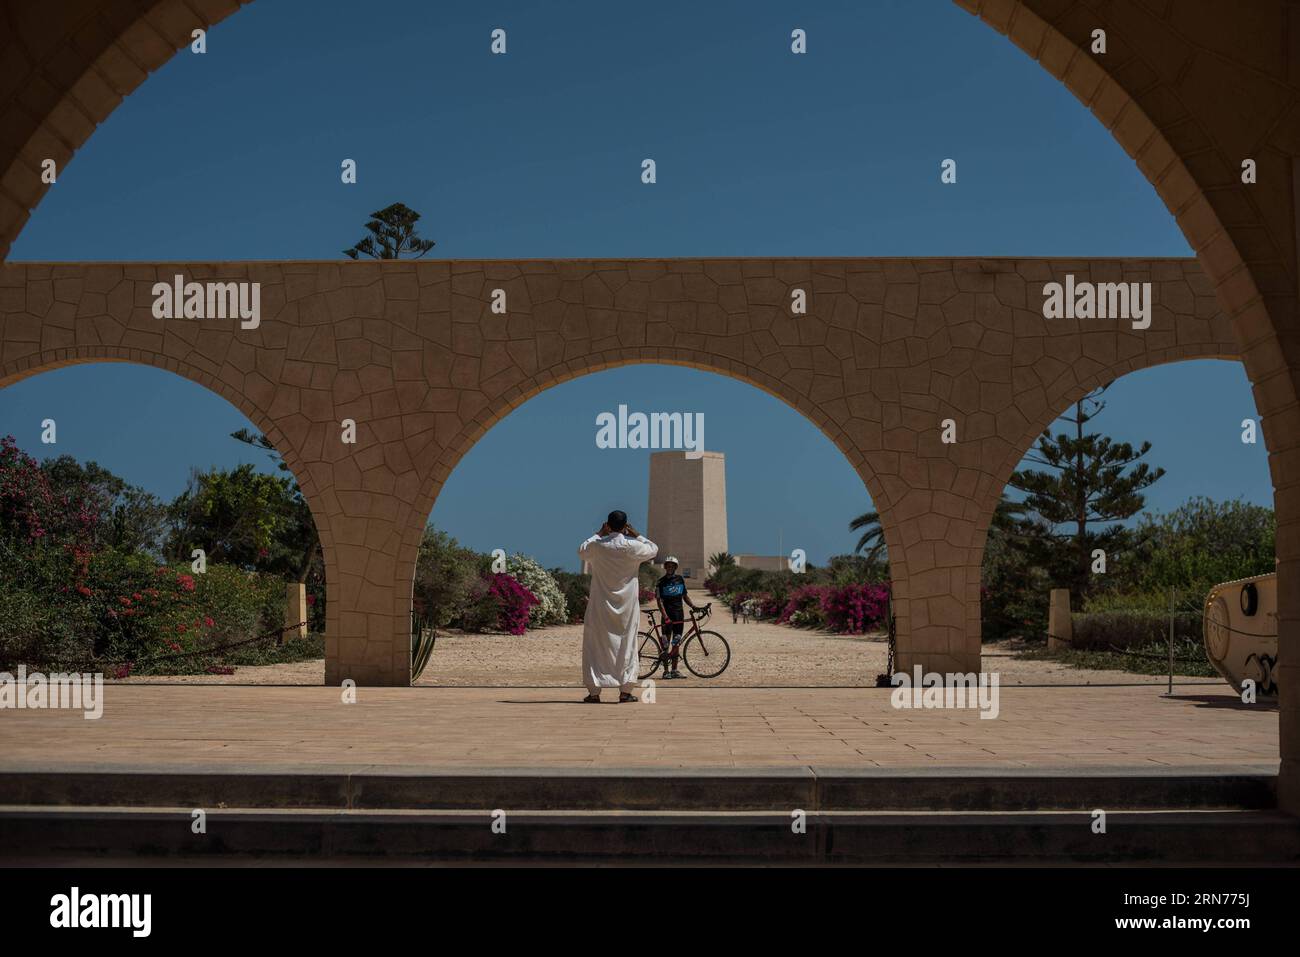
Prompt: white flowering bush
<box><xmin>505</xmin><ymin>553</ymin><xmax>568</xmax><ymax>627</ymax></box>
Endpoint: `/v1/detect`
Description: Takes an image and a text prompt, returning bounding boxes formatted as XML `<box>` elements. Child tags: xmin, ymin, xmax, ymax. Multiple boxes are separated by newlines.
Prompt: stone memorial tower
<box><xmin>646</xmin><ymin>451</ymin><xmax>728</xmax><ymax>580</ymax></box>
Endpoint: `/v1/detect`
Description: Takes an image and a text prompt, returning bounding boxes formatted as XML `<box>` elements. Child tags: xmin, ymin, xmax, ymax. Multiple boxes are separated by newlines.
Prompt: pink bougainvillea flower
<box><xmin>485</xmin><ymin>572</ymin><xmax>539</xmax><ymax>635</ymax></box>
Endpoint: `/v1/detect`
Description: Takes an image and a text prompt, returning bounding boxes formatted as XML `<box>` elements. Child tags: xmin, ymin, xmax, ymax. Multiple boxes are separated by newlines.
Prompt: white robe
<box><xmin>579</xmin><ymin>532</ymin><xmax>658</xmax><ymax>691</ymax></box>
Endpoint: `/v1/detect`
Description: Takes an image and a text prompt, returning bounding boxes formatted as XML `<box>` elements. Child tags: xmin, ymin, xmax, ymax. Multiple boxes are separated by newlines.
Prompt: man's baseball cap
<box><xmin>664</xmin><ymin>556</ymin><xmax>680</xmax><ymax>565</ymax></box>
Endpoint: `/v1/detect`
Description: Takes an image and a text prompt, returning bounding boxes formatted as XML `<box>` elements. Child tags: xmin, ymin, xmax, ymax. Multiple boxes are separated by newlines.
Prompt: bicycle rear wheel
<box><xmin>682</xmin><ymin>630</ymin><xmax>730</xmax><ymax>678</ymax></box>
<box><xmin>637</xmin><ymin>632</ymin><xmax>663</xmax><ymax>680</ymax></box>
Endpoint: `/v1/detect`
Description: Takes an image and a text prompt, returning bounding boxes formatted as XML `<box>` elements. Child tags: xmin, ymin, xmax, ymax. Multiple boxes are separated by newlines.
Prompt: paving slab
<box><xmin>0</xmin><ymin>684</ymin><xmax>1277</xmax><ymax>772</ymax></box>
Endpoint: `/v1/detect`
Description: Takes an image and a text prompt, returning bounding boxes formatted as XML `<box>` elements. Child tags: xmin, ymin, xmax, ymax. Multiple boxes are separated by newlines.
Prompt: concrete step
<box><xmin>0</xmin><ymin>764</ymin><xmax>1278</xmax><ymax>812</ymax></box>
<box><xmin>2</xmin><ymin>806</ymin><xmax>1297</xmax><ymax>864</ymax></box>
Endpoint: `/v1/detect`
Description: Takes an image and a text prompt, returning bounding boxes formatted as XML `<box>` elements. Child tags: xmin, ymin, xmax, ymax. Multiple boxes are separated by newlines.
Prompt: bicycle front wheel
<box><xmin>637</xmin><ymin>632</ymin><xmax>663</xmax><ymax>680</ymax></box>
<box><xmin>683</xmin><ymin>630</ymin><xmax>730</xmax><ymax>678</ymax></box>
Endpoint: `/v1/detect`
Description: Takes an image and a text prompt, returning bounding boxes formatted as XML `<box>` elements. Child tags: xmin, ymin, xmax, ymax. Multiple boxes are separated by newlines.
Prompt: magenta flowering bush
<box><xmin>718</xmin><ymin>580</ymin><xmax>890</xmax><ymax>634</ymax></box>
<box><xmin>486</xmin><ymin>572</ymin><xmax>539</xmax><ymax>635</ymax></box>
<box><xmin>778</xmin><ymin>584</ymin><xmax>829</xmax><ymax>626</ymax></box>
<box><xmin>757</xmin><ymin>593</ymin><xmax>785</xmax><ymax>619</ymax></box>
<box><xmin>1</xmin><ymin>435</ymin><xmax>100</xmax><ymax>549</ymax></box>
<box><xmin>819</xmin><ymin>582</ymin><xmax>890</xmax><ymax>634</ymax></box>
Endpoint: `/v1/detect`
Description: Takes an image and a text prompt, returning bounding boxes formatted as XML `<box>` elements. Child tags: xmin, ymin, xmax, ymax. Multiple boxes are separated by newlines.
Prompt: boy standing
<box><xmin>655</xmin><ymin>556</ymin><xmax>704</xmax><ymax>679</ymax></box>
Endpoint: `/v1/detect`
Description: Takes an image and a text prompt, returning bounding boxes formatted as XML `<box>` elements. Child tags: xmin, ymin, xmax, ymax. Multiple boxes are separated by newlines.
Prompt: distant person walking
<box><xmin>578</xmin><ymin>510</ymin><xmax>658</xmax><ymax>702</ymax></box>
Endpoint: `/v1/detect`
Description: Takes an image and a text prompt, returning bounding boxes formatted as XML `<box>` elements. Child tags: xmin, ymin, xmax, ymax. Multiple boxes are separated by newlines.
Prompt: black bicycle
<box><xmin>637</xmin><ymin>603</ymin><xmax>731</xmax><ymax>679</ymax></box>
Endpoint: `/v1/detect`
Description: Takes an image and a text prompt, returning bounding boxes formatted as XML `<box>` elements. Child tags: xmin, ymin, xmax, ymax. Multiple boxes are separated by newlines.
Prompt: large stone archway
<box><xmin>0</xmin><ymin>0</ymin><xmax>1296</xmax><ymax>807</ymax></box>
<box><xmin>959</xmin><ymin>0</ymin><xmax>1300</xmax><ymax>810</ymax></box>
<box><xmin>0</xmin><ymin>286</ymin><xmax>338</xmax><ymax>663</ymax></box>
<box><xmin>1</xmin><ymin>256</ymin><xmax>1238</xmax><ymax>686</ymax></box>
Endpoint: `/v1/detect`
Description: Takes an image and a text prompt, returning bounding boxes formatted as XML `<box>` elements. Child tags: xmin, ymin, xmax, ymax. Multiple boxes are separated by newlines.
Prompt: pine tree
<box><xmin>343</xmin><ymin>202</ymin><xmax>435</xmax><ymax>260</ymax></box>
<box><xmin>1008</xmin><ymin>384</ymin><xmax>1164</xmax><ymax>603</ymax></box>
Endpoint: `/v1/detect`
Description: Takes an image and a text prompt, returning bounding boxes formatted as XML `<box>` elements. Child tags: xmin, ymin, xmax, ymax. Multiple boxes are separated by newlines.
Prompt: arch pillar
<box><xmin>1268</xmin><ymin>422</ymin><xmax>1300</xmax><ymax>811</ymax></box>
<box><xmin>321</xmin><ymin>515</ymin><xmax>412</xmax><ymax>688</ymax></box>
<box><xmin>962</xmin><ymin>0</ymin><xmax>1300</xmax><ymax>809</ymax></box>
<box><xmin>883</xmin><ymin>488</ymin><xmax>984</xmax><ymax>676</ymax></box>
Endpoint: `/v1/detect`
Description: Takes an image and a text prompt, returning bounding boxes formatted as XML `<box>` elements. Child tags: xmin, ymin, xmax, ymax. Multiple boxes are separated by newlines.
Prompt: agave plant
<box><xmin>411</xmin><ymin>608</ymin><xmax>438</xmax><ymax>681</ymax></box>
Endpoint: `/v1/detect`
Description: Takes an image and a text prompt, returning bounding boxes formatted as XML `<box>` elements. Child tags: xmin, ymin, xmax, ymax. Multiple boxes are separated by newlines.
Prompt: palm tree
<box><xmin>343</xmin><ymin>202</ymin><xmax>436</xmax><ymax>260</ymax></box>
<box><xmin>708</xmin><ymin>552</ymin><xmax>736</xmax><ymax>572</ymax></box>
<box><xmin>849</xmin><ymin>511</ymin><xmax>888</xmax><ymax>562</ymax></box>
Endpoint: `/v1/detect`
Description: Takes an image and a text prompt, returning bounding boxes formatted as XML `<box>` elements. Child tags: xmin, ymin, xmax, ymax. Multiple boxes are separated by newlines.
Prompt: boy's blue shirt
<box><xmin>657</xmin><ymin>574</ymin><xmax>686</xmax><ymax>601</ymax></box>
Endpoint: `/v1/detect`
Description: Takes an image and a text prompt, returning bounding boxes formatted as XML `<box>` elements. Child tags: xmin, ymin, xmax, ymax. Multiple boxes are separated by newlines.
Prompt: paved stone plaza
<box><xmin>0</xmin><ymin>684</ymin><xmax>1277</xmax><ymax>772</ymax></box>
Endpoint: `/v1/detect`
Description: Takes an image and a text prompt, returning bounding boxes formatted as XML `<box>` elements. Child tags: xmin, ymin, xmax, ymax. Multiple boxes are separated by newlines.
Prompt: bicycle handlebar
<box><xmin>642</xmin><ymin>602</ymin><xmax>712</xmax><ymax>624</ymax></box>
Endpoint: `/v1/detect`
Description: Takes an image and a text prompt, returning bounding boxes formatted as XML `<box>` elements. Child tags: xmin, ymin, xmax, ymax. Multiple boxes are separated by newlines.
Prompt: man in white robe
<box><xmin>578</xmin><ymin>510</ymin><xmax>658</xmax><ymax>702</ymax></box>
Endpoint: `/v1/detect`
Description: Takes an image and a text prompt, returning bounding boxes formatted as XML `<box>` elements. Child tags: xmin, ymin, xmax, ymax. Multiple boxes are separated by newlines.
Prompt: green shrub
<box><xmin>1070</xmin><ymin>610</ymin><xmax>1202</xmax><ymax>652</ymax></box>
<box><xmin>1083</xmin><ymin>589</ymin><xmax>1174</xmax><ymax>615</ymax></box>
<box><xmin>1016</xmin><ymin>639</ymin><xmax>1214</xmax><ymax>677</ymax></box>
<box><xmin>825</xmin><ymin>553</ymin><xmax>889</xmax><ymax>585</ymax></box>
<box><xmin>456</xmin><ymin>575</ymin><xmax>502</xmax><ymax>632</ymax></box>
<box><xmin>549</xmin><ymin>568</ymin><xmax>591</xmax><ymax>623</ymax></box>
<box><xmin>1133</xmin><ymin>498</ymin><xmax>1274</xmax><ymax>595</ymax></box>
<box><xmin>980</xmin><ymin>525</ymin><xmax>1051</xmax><ymax>642</ymax></box>
<box><xmin>413</xmin><ymin>527</ymin><xmax>488</xmax><ymax>630</ymax></box>
<box><xmin>0</xmin><ymin>535</ymin><xmax>289</xmax><ymax>674</ymax></box>
<box><xmin>0</xmin><ymin>553</ymin><xmax>95</xmax><ymax>667</ymax></box>
<box><xmin>638</xmin><ymin>563</ymin><xmax>663</xmax><ymax>593</ymax></box>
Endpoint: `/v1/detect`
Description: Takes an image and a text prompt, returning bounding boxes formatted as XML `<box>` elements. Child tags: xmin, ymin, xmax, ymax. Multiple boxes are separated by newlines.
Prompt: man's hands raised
<box><xmin>597</xmin><ymin>522</ymin><xmax>639</xmax><ymax>537</ymax></box>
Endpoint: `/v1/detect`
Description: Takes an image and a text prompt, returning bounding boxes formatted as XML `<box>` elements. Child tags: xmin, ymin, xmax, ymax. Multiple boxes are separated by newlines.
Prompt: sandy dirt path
<box><xmin>118</xmin><ymin>619</ymin><xmax>1217</xmax><ymax>689</ymax></box>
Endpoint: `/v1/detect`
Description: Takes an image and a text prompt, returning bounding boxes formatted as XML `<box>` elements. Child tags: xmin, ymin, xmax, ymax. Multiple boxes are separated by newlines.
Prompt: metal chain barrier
<box><xmin>15</xmin><ymin>620</ymin><xmax>309</xmax><ymax>672</ymax></box>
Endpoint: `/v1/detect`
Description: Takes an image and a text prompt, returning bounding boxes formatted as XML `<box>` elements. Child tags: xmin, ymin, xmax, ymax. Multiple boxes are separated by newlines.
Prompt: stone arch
<box><xmin>964</xmin><ymin>0</ymin><xmax>1299</xmax><ymax>809</ymax></box>
<box><xmin>968</xmin><ymin>260</ymin><xmax>1243</xmax><ymax>562</ymax></box>
<box><xmin>0</xmin><ymin>2</ymin><xmax>1291</xmax><ymax>410</ymax></box>
<box><xmin>975</xmin><ymin>260</ymin><xmax>1242</xmax><ymax>593</ymax></box>
<box><xmin>398</xmin><ymin>350</ymin><xmax>903</xmax><ymax>654</ymax></box>
<box><xmin>0</xmin><ymin>345</ymin><xmax>317</xmax><ymax>499</ymax></box>
<box><xmin>0</xmin><ymin>346</ymin><xmax>338</xmax><ymax>669</ymax></box>
<box><xmin>0</xmin><ymin>0</ymin><xmax>247</xmax><ymax>261</ymax></box>
<box><xmin>0</xmin><ymin>256</ymin><xmax>1242</xmax><ymax>687</ymax></box>
<box><xmin>962</xmin><ymin>1</ymin><xmax>1293</xmax><ymax>400</ymax></box>
<box><xmin>969</xmin><ymin>350</ymin><xmax>1251</xmax><ymax>609</ymax></box>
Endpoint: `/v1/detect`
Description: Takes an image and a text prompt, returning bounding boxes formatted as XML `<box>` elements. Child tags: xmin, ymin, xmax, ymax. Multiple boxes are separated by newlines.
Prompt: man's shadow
<box><xmin>496</xmin><ymin>698</ymin><xmax>598</xmax><ymax>705</ymax></box>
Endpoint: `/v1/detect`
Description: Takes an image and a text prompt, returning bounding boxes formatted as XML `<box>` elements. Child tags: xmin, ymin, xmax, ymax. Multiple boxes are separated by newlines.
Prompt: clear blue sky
<box><xmin>0</xmin><ymin>0</ymin><xmax>1271</xmax><ymax>569</ymax></box>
